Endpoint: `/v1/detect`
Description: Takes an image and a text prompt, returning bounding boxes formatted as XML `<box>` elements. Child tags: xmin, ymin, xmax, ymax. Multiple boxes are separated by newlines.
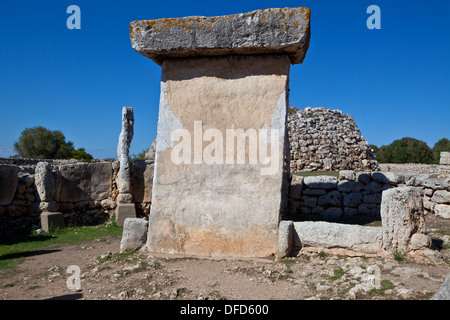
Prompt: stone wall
<box><xmin>288</xmin><ymin>170</ymin><xmax>450</xmax><ymax>220</ymax></box>
<box><xmin>0</xmin><ymin>160</ymin><xmax>154</xmax><ymax>240</ymax></box>
<box><xmin>288</xmin><ymin>107</ymin><xmax>379</xmax><ymax>172</ymax></box>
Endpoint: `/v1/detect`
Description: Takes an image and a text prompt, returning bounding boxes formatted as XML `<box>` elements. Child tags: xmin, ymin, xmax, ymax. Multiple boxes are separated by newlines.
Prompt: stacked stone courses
<box><xmin>288</xmin><ymin>107</ymin><xmax>379</xmax><ymax>172</ymax></box>
<box><xmin>288</xmin><ymin>170</ymin><xmax>450</xmax><ymax>220</ymax></box>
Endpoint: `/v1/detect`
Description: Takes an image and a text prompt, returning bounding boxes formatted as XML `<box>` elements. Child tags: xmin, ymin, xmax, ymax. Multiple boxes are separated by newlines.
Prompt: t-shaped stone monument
<box><xmin>130</xmin><ymin>7</ymin><xmax>311</xmax><ymax>258</ymax></box>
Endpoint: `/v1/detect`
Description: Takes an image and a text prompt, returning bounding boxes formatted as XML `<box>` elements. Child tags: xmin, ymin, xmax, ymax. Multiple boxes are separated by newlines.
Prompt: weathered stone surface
<box><xmin>276</xmin><ymin>220</ymin><xmax>294</xmax><ymax>259</ymax></box>
<box><xmin>371</xmin><ymin>172</ymin><xmax>405</xmax><ymax>185</ymax></box>
<box><xmin>409</xmin><ymin>233</ymin><xmax>431</xmax><ymax>250</ymax></box>
<box><xmin>147</xmin><ymin>54</ymin><xmax>290</xmax><ymax>258</ymax></box>
<box><xmin>117</xmin><ymin>107</ymin><xmax>134</xmax><ymax>201</ymax></box>
<box><xmin>431</xmin><ymin>190</ymin><xmax>450</xmax><ymax>204</ymax></box>
<box><xmin>288</xmin><ymin>108</ymin><xmax>379</xmax><ymax>172</ymax></box>
<box><xmin>0</xmin><ymin>164</ymin><xmax>19</xmax><ymax>206</ymax></box>
<box><xmin>293</xmin><ymin>221</ymin><xmax>382</xmax><ymax>254</ymax></box>
<box><xmin>35</xmin><ymin>162</ymin><xmax>55</xmax><ymax>202</ymax></box>
<box><xmin>339</xmin><ymin>170</ymin><xmax>356</xmax><ymax>181</ymax></box>
<box><xmin>56</xmin><ymin>163</ymin><xmax>112</xmax><ymax>202</ymax></box>
<box><xmin>380</xmin><ymin>187</ymin><xmax>425</xmax><ymax>253</ymax></box>
<box><xmin>115</xmin><ymin>203</ymin><xmax>136</xmax><ymax>227</ymax></box>
<box><xmin>132</xmin><ymin>160</ymin><xmax>154</xmax><ymax>203</ymax></box>
<box><xmin>440</xmin><ymin>152</ymin><xmax>450</xmax><ymax>165</ymax></box>
<box><xmin>130</xmin><ymin>7</ymin><xmax>311</xmax><ymax>66</ymax></box>
<box><xmin>343</xmin><ymin>192</ymin><xmax>363</xmax><ymax>207</ymax></box>
<box><xmin>421</xmin><ymin>177</ymin><xmax>450</xmax><ymax>190</ymax></box>
<box><xmin>40</xmin><ymin>212</ymin><xmax>65</xmax><ymax>233</ymax></box>
<box><xmin>435</xmin><ymin>204</ymin><xmax>450</xmax><ymax>219</ymax></box>
<box><xmin>432</xmin><ymin>273</ymin><xmax>450</xmax><ymax>300</ymax></box>
<box><xmin>318</xmin><ymin>190</ymin><xmax>341</xmax><ymax>207</ymax></box>
<box><xmin>120</xmin><ymin>218</ymin><xmax>148</xmax><ymax>252</ymax></box>
<box><xmin>303</xmin><ymin>176</ymin><xmax>338</xmax><ymax>189</ymax></box>
<box><xmin>289</xmin><ymin>175</ymin><xmax>303</xmax><ymax>200</ymax></box>
<box><xmin>337</xmin><ymin>181</ymin><xmax>364</xmax><ymax>193</ymax></box>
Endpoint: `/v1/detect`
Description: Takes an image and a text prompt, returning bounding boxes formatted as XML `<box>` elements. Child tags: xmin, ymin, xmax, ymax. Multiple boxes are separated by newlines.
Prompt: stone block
<box><xmin>120</xmin><ymin>218</ymin><xmax>148</xmax><ymax>252</ymax></box>
<box><xmin>276</xmin><ymin>220</ymin><xmax>294</xmax><ymax>259</ymax></box>
<box><xmin>380</xmin><ymin>187</ymin><xmax>425</xmax><ymax>253</ymax></box>
<box><xmin>303</xmin><ymin>176</ymin><xmax>338</xmax><ymax>190</ymax></box>
<box><xmin>431</xmin><ymin>190</ymin><xmax>450</xmax><ymax>204</ymax></box>
<box><xmin>337</xmin><ymin>181</ymin><xmax>364</xmax><ymax>193</ymax></box>
<box><xmin>440</xmin><ymin>152</ymin><xmax>450</xmax><ymax>165</ymax></box>
<box><xmin>145</xmin><ymin>54</ymin><xmax>292</xmax><ymax>258</ymax></box>
<box><xmin>115</xmin><ymin>203</ymin><xmax>136</xmax><ymax>227</ymax></box>
<box><xmin>41</xmin><ymin>212</ymin><xmax>65</xmax><ymax>232</ymax></box>
<box><xmin>56</xmin><ymin>162</ymin><xmax>112</xmax><ymax>202</ymax></box>
<box><xmin>130</xmin><ymin>7</ymin><xmax>311</xmax><ymax>66</ymax></box>
<box><xmin>35</xmin><ymin>162</ymin><xmax>55</xmax><ymax>202</ymax></box>
<box><xmin>289</xmin><ymin>175</ymin><xmax>303</xmax><ymax>200</ymax></box>
<box><xmin>132</xmin><ymin>160</ymin><xmax>154</xmax><ymax>203</ymax></box>
<box><xmin>0</xmin><ymin>164</ymin><xmax>19</xmax><ymax>206</ymax></box>
<box><xmin>435</xmin><ymin>204</ymin><xmax>450</xmax><ymax>219</ymax></box>
<box><xmin>293</xmin><ymin>221</ymin><xmax>382</xmax><ymax>254</ymax></box>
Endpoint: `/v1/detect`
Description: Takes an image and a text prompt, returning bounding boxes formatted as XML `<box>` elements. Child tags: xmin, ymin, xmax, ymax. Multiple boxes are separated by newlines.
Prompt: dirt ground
<box><xmin>1</xmin><ymin>213</ymin><xmax>449</xmax><ymax>301</ymax></box>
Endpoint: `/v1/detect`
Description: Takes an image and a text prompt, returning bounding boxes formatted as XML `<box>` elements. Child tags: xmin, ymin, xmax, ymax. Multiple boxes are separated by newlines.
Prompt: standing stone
<box><xmin>380</xmin><ymin>187</ymin><xmax>426</xmax><ymax>253</ymax></box>
<box><xmin>35</xmin><ymin>162</ymin><xmax>64</xmax><ymax>232</ymax></box>
<box><xmin>130</xmin><ymin>7</ymin><xmax>311</xmax><ymax>258</ymax></box>
<box><xmin>276</xmin><ymin>220</ymin><xmax>294</xmax><ymax>259</ymax></box>
<box><xmin>120</xmin><ymin>218</ymin><xmax>148</xmax><ymax>252</ymax></box>
<box><xmin>0</xmin><ymin>165</ymin><xmax>19</xmax><ymax>206</ymax></box>
<box><xmin>35</xmin><ymin>162</ymin><xmax>56</xmax><ymax>202</ymax></box>
<box><xmin>115</xmin><ymin>107</ymin><xmax>136</xmax><ymax>225</ymax></box>
<box><xmin>440</xmin><ymin>152</ymin><xmax>450</xmax><ymax>165</ymax></box>
<box><xmin>116</xmin><ymin>107</ymin><xmax>134</xmax><ymax>200</ymax></box>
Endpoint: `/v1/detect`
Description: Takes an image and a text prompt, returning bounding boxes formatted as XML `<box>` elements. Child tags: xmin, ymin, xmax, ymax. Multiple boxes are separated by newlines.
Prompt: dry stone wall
<box><xmin>0</xmin><ymin>160</ymin><xmax>154</xmax><ymax>240</ymax></box>
<box><xmin>288</xmin><ymin>170</ymin><xmax>450</xmax><ymax>220</ymax></box>
<box><xmin>288</xmin><ymin>107</ymin><xmax>379</xmax><ymax>172</ymax></box>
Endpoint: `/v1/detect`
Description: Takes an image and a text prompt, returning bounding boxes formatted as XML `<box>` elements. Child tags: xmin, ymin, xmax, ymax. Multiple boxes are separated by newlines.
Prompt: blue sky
<box><xmin>0</xmin><ymin>0</ymin><xmax>449</xmax><ymax>159</ymax></box>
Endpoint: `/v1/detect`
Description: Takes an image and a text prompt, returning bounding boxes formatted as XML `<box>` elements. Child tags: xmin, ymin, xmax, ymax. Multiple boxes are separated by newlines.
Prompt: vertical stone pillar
<box><xmin>35</xmin><ymin>162</ymin><xmax>65</xmax><ymax>232</ymax></box>
<box><xmin>115</xmin><ymin>107</ymin><xmax>136</xmax><ymax>226</ymax></box>
<box><xmin>130</xmin><ymin>7</ymin><xmax>310</xmax><ymax>258</ymax></box>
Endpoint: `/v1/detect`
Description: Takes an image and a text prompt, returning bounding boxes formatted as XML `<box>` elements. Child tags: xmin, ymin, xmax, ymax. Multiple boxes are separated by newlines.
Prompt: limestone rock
<box><xmin>120</xmin><ymin>218</ymin><xmax>148</xmax><ymax>252</ymax></box>
<box><xmin>130</xmin><ymin>7</ymin><xmax>311</xmax><ymax>66</ymax></box>
<box><xmin>431</xmin><ymin>190</ymin><xmax>450</xmax><ymax>204</ymax></box>
<box><xmin>117</xmin><ymin>107</ymin><xmax>134</xmax><ymax>196</ymax></box>
<box><xmin>56</xmin><ymin>163</ymin><xmax>112</xmax><ymax>202</ymax></box>
<box><xmin>276</xmin><ymin>220</ymin><xmax>294</xmax><ymax>259</ymax></box>
<box><xmin>0</xmin><ymin>164</ymin><xmax>19</xmax><ymax>206</ymax></box>
<box><xmin>288</xmin><ymin>107</ymin><xmax>379</xmax><ymax>172</ymax></box>
<box><xmin>409</xmin><ymin>233</ymin><xmax>431</xmax><ymax>250</ymax></box>
<box><xmin>303</xmin><ymin>176</ymin><xmax>338</xmax><ymax>189</ymax></box>
<box><xmin>432</xmin><ymin>273</ymin><xmax>450</xmax><ymax>300</ymax></box>
<box><xmin>293</xmin><ymin>221</ymin><xmax>382</xmax><ymax>254</ymax></box>
<box><xmin>289</xmin><ymin>175</ymin><xmax>303</xmax><ymax>200</ymax></box>
<box><xmin>380</xmin><ymin>187</ymin><xmax>425</xmax><ymax>253</ymax></box>
<box><xmin>35</xmin><ymin>162</ymin><xmax>55</xmax><ymax>202</ymax></box>
<box><xmin>435</xmin><ymin>204</ymin><xmax>450</xmax><ymax>219</ymax></box>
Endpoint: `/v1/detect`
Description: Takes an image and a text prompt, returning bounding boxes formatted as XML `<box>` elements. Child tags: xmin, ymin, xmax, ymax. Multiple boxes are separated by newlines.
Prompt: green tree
<box><xmin>14</xmin><ymin>126</ymin><xmax>93</xmax><ymax>160</ymax></box>
<box><xmin>374</xmin><ymin>137</ymin><xmax>434</xmax><ymax>164</ymax></box>
<box><xmin>432</xmin><ymin>138</ymin><xmax>450</xmax><ymax>163</ymax></box>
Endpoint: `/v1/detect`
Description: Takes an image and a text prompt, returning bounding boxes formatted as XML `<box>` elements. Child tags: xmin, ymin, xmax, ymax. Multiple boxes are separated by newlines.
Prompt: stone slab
<box><xmin>40</xmin><ymin>212</ymin><xmax>65</xmax><ymax>232</ymax></box>
<box><xmin>120</xmin><ymin>218</ymin><xmax>148</xmax><ymax>252</ymax></box>
<box><xmin>132</xmin><ymin>160</ymin><xmax>154</xmax><ymax>203</ymax></box>
<box><xmin>0</xmin><ymin>164</ymin><xmax>19</xmax><ymax>206</ymax></box>
<box><xmin>115</xmin><ymin>203</ymin><xmax>136</xmax><ymax>227</ymax></box>
<box><xmin>130</xmin><ymin>7</ymin><xmax>310</xmax><ymax>65</ymax></box>
<box><xmin>293</xmin><ymin>221</ymin><xmax>382</xmax><ymax>254</ymax></box>
<box><xmin>147</xmin><ymin>54</ymin><xmax>290</xmax><ymax>258</ymax></box>
<box><xmin>56</xmin><ymin>163</ymin><xmax>112</xmax><ymax>202</ymax></box>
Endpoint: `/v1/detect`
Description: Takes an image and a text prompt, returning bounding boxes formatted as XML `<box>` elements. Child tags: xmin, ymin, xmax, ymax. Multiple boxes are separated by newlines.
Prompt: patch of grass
<box><xmin>369</xmin><ymin>279</ymin><xmax>396</xmax><ymax>298</ymax></box>
<box><xmin>318</xmin><ymin>251</ymin><xmax>327</xmax><ymax>260</ymax></box>
<box><xmin>293</xmin><ymin>171</ymin><xmax>339</xmax><ymax>178</ymax></box>
<box><xmin>28</xmin><ymin>285</ymin><xmax>40</xmax><ymax>290</ymax></box>
<box><xmin>301</xmin><ymin>254</ymin><xmax>311</xmax><ymax>261</ymax></box>
<box><xmin>163</xmin><ymin>256</ymin><xmax>200</xmax><ymax>263</ymax></box>
<box><xmin>327</xmin><ymin>267</ymin><xmax>346</xmax><ymax>281</ymax></box>
<box><xmin>0</xmin><ymin>220</ymin><xmax>123</xmax><ymax>276</ymax></box>
<box><xmin>393</xmin><ymin>250</ymin><xmax>406</xmax><ymax>262</ymax></box>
